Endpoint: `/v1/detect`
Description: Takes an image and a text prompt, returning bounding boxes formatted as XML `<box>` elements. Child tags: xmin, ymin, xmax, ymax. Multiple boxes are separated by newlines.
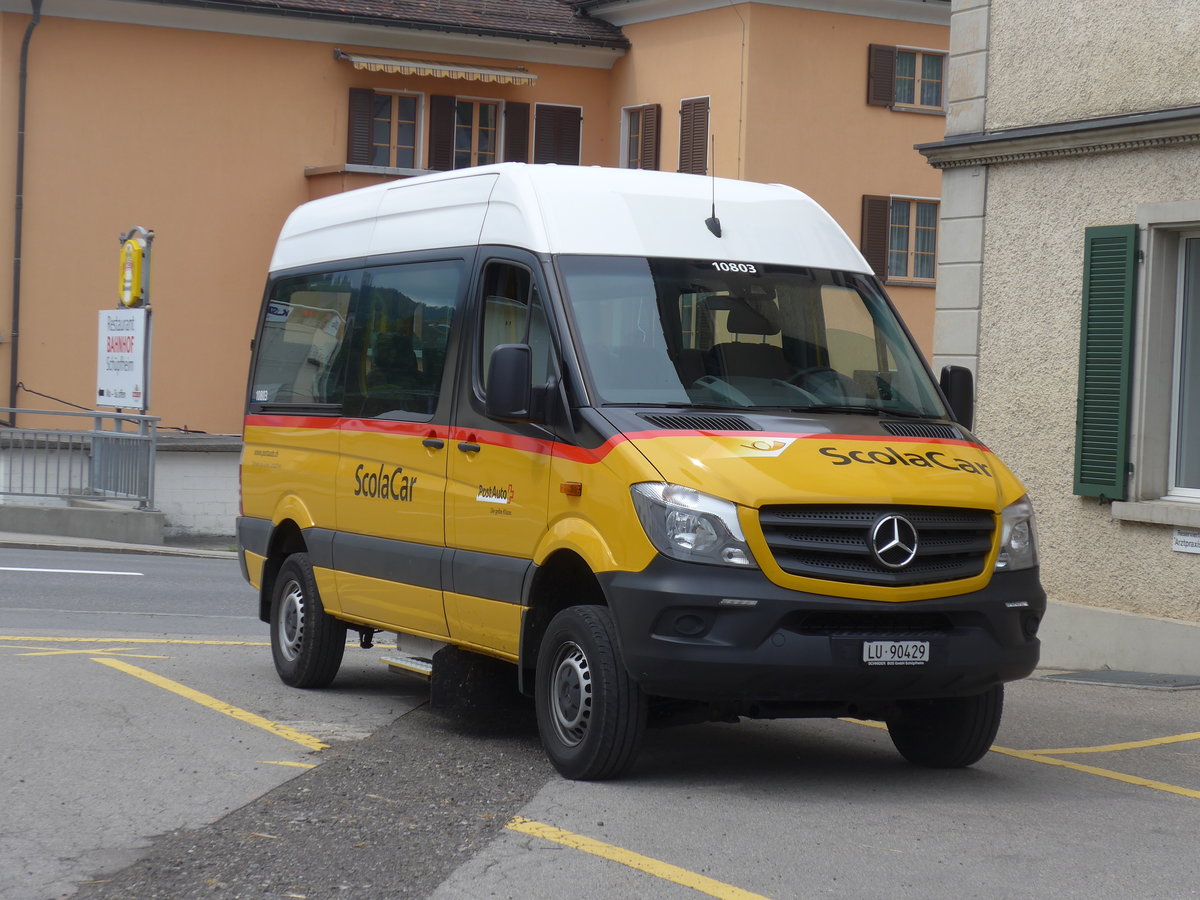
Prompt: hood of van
<box><xmin>617</xmin><ymin>423</ymin><xmax>1025</xmax><ymax>512</ymax></box>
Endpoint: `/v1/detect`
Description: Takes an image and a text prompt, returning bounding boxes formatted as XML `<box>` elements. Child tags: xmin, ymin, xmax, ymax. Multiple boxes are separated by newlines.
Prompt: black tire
<box><xmin>269</xmin><ymin>552</ymin><xmax>346</xmax><ymax>689</ymax></box>
<box><xmin>886</xmin><ymin>684</ymin><xmax>1004</xmax><ymax>769</ymax></box>
<box><xmin>535</xmin><ymin>605</ymin><xmax>646</xmax><ymax>781</ymax></box>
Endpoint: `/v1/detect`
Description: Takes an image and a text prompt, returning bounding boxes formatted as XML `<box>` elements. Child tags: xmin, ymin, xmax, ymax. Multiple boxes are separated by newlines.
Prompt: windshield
<box><xmin>555</xmin><ymin>256</ymin><xmax>947</xmax><ymax>417</ymax></box>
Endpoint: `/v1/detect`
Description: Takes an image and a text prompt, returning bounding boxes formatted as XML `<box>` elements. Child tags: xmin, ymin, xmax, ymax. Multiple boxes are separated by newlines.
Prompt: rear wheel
<box><xmin>270</xmin><ymin>552</ymin><xmax>346</xmax><ymax>688</ymax></box>
<box><xmin>535</xmin><ymin>605</ymin><xmax>646</xmax><ymax>781</ymax></box>
<box><xmin>886</xmin><ymin>684</ymin><xmax>1004</xmax><ymax>769</ymax></box>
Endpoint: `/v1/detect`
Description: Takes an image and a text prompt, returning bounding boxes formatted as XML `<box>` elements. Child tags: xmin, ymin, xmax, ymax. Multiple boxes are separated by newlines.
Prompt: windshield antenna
<box><xmin>705</xmin><ymin>133</ymin><xmax>722</xmax><ymax>237</ymax></box>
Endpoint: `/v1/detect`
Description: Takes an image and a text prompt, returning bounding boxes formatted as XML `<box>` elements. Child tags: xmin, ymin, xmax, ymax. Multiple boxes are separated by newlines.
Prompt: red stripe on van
<box><xmin>243</xmin><ymin>415</ymin><xmax>989</xmax><ymax>461</ymax></box>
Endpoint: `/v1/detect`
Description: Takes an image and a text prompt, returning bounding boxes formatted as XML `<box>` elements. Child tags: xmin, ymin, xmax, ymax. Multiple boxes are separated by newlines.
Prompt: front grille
<box><xmin>792</xmin><ymin>611</ymin><xmax>954</xmax><ymax>637</ymax></box>
<box><xmin>759</xmin><ymin>504</ymin><xmax>995</xmax><ymax>586</ymax></box>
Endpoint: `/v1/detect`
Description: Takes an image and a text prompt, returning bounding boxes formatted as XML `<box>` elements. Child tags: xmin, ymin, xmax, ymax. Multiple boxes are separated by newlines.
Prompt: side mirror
<box><xmin>939</xmin><ymin>365</ymin><xmax>975</xmax><ymax>432</ymax></box>
<box><xmin>485</xmin><ymin>344</ymin><xmax>534</xmax><ymax>422</ymax></box>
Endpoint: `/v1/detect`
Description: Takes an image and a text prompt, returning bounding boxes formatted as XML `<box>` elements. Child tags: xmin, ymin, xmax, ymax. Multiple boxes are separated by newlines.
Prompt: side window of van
<box><xmin>342</xmin><ymin>260</ymin><xmax>465</xmax><ymax>419</ymax></box>
<box><xmin>251</xmin><ymin>271</ymin><xmax>357</xmax><ymax>406</ymax></box>
<box><xmin>479</xmin><ymin>262</ymin><xmax>552</xmax><ymax>391</ymax></box>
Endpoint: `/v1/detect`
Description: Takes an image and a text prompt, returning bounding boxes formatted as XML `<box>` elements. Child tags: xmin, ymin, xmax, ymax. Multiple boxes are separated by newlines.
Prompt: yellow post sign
<box><xmin>117</xmin><ymin>226</ymin><xmax>153</xmax><ymax>308</ymax></box>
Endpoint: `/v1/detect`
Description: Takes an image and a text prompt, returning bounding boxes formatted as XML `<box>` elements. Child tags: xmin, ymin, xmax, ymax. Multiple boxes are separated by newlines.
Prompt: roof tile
<box><xmin>169</xmin><ymin>0</ymin><xmax>628</xmax><ymax>48</ymax></box>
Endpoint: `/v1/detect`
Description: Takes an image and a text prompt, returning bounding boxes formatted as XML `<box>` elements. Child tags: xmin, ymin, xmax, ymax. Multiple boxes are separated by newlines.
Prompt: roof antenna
<box><xmin>705</xmin><ymin>133</ymin><xmax>722</xmax><ymax>237</ymax></box>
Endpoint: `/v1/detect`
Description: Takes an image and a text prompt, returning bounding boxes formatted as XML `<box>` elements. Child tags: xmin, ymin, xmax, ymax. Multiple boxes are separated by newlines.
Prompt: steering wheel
<box><xmin>787</xmin><ymin>366</ymin><xmax>857</xmax><ymax>402</ymax></box>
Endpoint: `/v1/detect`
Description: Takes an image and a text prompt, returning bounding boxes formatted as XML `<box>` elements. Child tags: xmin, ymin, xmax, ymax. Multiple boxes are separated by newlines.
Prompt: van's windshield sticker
<box><xmin>819</xmin><ymin>445</ymin><xmax>993</xmax><ymax>478</ymax></box>
<box><xmin>710</xmin><ymin>261</ymin><xmax>758</xmax><ymax>274</ymax></box>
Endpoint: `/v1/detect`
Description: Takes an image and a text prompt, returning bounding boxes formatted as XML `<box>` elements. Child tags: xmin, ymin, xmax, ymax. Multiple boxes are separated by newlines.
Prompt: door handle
<box><xmin>422</xmin><ymin>437</ymin><xmax>445</xmax><ymax>450</ymax></box>
<box><xmin>457</xmin><ymin>441</ymin><xmax>481</xmax><ymax>453</ymax></box>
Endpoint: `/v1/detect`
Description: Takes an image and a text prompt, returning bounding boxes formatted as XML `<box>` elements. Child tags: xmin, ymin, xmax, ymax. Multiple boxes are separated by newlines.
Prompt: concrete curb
<box><xmin>0</xmin><ymin>532</ymin><xmax>237</xmax><ymax>560</ymax></box>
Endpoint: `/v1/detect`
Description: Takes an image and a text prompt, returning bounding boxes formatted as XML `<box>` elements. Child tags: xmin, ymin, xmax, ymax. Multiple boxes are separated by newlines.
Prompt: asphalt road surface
<box><xmin>3</xmin><ymin>546</ymin><xmax>1199</xmax><ymax>899</ymax></box>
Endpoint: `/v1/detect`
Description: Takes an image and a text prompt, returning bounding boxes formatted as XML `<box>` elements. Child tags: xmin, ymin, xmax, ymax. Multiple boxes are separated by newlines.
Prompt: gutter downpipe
<box><xmin>6</xmin><ymin>0</ymin><xmax>42</xmax><ymax>427</ymax></box>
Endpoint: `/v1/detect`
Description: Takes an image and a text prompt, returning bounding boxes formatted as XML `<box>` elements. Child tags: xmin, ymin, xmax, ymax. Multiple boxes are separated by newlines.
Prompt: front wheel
<box><xmin>886</xmin><ymin>684</ymin><xmax>1003</xmax><ymax>768</ymax></box>
<box><xmin>535</xmin><ymin>605</ymin><xmax>646</xmax><ymax>781</ymax></box>
<box><xmin>270</xmin><ymin>552</ymin><xmax>346</xmax><ymax>688</ymax></box>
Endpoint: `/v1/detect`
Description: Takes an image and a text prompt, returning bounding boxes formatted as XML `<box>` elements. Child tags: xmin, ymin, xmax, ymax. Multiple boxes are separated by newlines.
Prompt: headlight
<box><xmin>630</xmin><ymin>483</ymin><xmax>757</xmax><ymax>568</ymax></box>
<box><xmin>995</xmin><ymin>495</ymin><xmax>1039</xmax><ymax>571</ymax></box>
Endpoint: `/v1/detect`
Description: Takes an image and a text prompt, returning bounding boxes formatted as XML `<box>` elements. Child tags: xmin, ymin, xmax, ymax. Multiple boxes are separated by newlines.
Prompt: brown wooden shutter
<box><xmin>867</xmin><ymin>44</ymin><xmax>897</xmax><ymax>107</ymax></box>
<box><xmin>639</xmin><ymin>104</ymin><xmax>661</xmax><ymax>170</ymax></box>
<box><xmin>504</xmin><ymin>102</ymin><xmax>530</xmax><ymax>163</ymax></box>
<box><xmin>533</xmin><ymin>105</ymin><xmax>582</xmax><ymax>165</ymax></box>
<box><xmin>347</xmin><ymin>88</ymin><xmax>374</xmax><ymax>165</ymax></box>
<box><xmin>428</xmin><ymin>95</ymin><xmax>455</xmax><ymax>171</ymax></box>
<box><xmin>678</xmin><ymin>97</ymin><xmax>709</xmax><ymax>175</ymax></box>
<box><xmin>861</xmin><ymin>195</ymin><xmax>891</xmax><ymax>277</ymax></box>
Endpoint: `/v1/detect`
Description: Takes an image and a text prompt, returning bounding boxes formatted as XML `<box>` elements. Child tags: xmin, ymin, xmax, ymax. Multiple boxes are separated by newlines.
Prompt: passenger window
<box><xmin>479</xmin><ymin>262</ymin><xmax>552</xmax><ymax>391</ymax></box>
<box><xmin>343</xmin><ymin>260</ymin><xmax>465</xmax><ymax>419</ymax></box>
<box><xmin>251</xmin><ymin>271</ymin><xmax>356</xmax><ymax>405</ymax></box>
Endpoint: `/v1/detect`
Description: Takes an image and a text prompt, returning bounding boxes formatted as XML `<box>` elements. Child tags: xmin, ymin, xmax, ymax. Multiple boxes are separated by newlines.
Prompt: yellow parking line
<box><xmin>506</xmin><ymin>817</ymin><xmax>772</xmax><ymax>900</ymax></box>
<box><xmin>838</xmin><ymin>718</ymin><xmax>1200</xmax><ymax>801</ymax></box>
<box><xmin>93</xmin><ymin>658</ymin><xmax>328</xmax><ymax>752</ymax></box>
<box><xmin>992</xmin><ymin>746</ymin><xmax>1200</xmax><ymax>801</ymax></box>
<box><xmin>0</xmin><ymin>636</ymin><xmax>268</xmax><ymax>646</ymax></box>
<box><xmin>1024</xmin><ymin>732</ymin><xmax>1200</xmax><ymax>755</ymax></box>
<box><xmin>261</xmin><ymin>761</ymin><xmax>318</xmax><ymax>769</ymax></box>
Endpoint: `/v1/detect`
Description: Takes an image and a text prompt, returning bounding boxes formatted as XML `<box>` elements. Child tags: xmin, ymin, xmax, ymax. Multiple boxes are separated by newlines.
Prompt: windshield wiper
<box><xmin>789</xmin><ymin>404</ymin><xmax>931</xmax><ymax>418</ymax></box>
<box><xmin>611</xmin><ymin>401</ymin><xmax>749</xmax><ymax>411</ymax></box>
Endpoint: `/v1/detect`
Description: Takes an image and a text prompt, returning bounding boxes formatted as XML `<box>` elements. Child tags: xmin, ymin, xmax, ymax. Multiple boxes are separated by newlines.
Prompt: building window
<box><xmin>623</xmin><ymin>104</ymin><xmax>661</xmax><ymax>170</ymax></box>
<box><xmin>860</xmin><ymin>196</ymin><xmax>939</xmax><ymax>284</ymax></box>
<box><xmin>1076</xmin><ymin>215</ymin><xmax>1200</xmax><ymax>512</ymax></box>
<box><xmin>370</xmin><ymin>93</ymin><xmax>419</xmax><ymax>168</ymax></box>
<box><xmin>1173</xmin><ymin>235</ymin><xmax>1200</xmax><ymax>494</ymax></box>
<box><xmin>678</xmin><ymin>97</ymin><xmax>709</xmax><ymax>175</ymax></box>
<box><xmin>349</xmin><ymin>90</ymin><xmax>533</xmax><ymax>172</ymax></box>
<box><xmin>867</xmin><ymin>45</ymin><xmax>946</xmax><ymax>112</ymax></box>
<box><xmin>454</xmin><ymin>99</ymin><xmax>499</xmax><ymax>169</ymax></box>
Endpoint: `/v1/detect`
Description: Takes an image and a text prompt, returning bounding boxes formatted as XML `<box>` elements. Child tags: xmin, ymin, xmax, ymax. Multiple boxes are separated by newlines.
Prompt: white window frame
<box><xmin>1168</xmin><ymin>232</ymin><xmax>1200</xmax><ymax>499</ymax></box>
<box><xmin>370</xmin><ymin>89</ymin><xmax>425</xmax><ymax>171</ymax></box>
<box><xmin>893</xmin><ymin>46</ymin><xmax>946</xmax><ymax>114</ymax></box>
<box><xmin>619</xmin><ymin>104</ymin><xmax>653</xmax><ymax>169</ymax></box>
<box><xmin>886</xmin><ymin>194</ymin><xmax>939</xmax><ymax>285</ymax></box>
<box><xmin>453</xmin><ymin>95</ymin><xmax>504</xmax><ymax>170</ymax></box>
<box><xmin>1112</xmin><ymin>201</ymin><xmax>1200</xmax><ymax>526</ymax></box>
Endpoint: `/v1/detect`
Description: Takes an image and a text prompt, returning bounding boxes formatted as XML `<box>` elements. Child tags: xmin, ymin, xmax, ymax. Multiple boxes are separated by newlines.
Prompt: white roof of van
<box><xmin>269</xmin><ymin>163</ymin><xmax>872</xmax><ymax>275</ymax></box>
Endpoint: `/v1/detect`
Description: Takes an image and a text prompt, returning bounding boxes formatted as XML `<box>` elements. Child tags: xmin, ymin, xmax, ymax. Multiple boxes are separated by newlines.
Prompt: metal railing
<box><xmin>0</xmin><ymin>407</ymin><xmax>159</xmax><ymax>508</ymax></box>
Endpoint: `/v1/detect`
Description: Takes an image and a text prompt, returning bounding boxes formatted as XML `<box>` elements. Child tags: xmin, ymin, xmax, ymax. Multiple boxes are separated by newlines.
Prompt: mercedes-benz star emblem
<box><xmin>870</xmin><ymin>515</ymin><xmax>919</xmax><ymax>569</ymax></box>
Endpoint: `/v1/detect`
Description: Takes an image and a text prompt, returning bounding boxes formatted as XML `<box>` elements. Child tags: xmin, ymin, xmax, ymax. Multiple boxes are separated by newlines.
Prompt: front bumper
<box><xmin>599</xmin><ymin>557</ymin><xmax>1044</xmax><ymax>709</ymax></box>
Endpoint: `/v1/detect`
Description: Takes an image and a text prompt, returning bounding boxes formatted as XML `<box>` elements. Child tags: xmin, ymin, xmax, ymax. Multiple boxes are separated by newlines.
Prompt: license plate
<box><xmin>862</xmin><ymin>640</ymin><xmax>930</xmax><ymax>666</ymax></box>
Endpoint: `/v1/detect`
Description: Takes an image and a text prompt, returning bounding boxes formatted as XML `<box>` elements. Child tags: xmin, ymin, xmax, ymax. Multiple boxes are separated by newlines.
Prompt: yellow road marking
<box><xmin>506</xmin><ymin>817</ymin><xmax>773</xmax><ymax>900</ymax></box>
<box><xmin>92</xmin><ymin>658</ymin><xmax>328</xmax><ymax>752</ymax></box>
<box><xmin>261</xmin><ymin>761</ymin><xmax>318</xmax><ymax>769</ymax></box>
<box><xmin>837</xmin><ymin>718</ymin><xmax>1200</xmax><ymax>801</ymax></box>
<box><xmin>1024</xmin><ymin>732</ymin><xmax>1200</xmax><ymax>755</ymax></box>
<box><xmin>0</xmin><ymin>636</ymin><xmax>268</xmax><ymax>646</ymax></box>
<box><xmin>13</xmin><ymin>646</ymin><xmax>170</xmax><ymax>659</ymax></box>
<box><xmin>991</xmin><ymin>746</ymin><xmax>1200</xmax><ymax>801</ymax></box>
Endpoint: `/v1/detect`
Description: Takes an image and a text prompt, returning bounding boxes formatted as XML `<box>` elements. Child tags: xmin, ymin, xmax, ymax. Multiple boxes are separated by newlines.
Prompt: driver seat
<box><xmin>707</xmin><ymin>297</ymin><xmax>790</xmax><ymax>380</ymax></box>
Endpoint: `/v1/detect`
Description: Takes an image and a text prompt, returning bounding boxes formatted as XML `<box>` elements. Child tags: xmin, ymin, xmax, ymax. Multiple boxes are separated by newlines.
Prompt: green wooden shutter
<box><xmin>1074</xmin><ymin>224</ymin><xmax>1138</xmax><ymax>499</ymax></box>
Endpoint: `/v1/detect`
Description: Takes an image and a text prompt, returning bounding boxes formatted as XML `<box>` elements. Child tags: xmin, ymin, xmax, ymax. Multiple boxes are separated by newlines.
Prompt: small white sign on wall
<box><xmin>1171</xmin><ymin>527</ymin><xmax>1200</xmax><ymax>554</ymax></box>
